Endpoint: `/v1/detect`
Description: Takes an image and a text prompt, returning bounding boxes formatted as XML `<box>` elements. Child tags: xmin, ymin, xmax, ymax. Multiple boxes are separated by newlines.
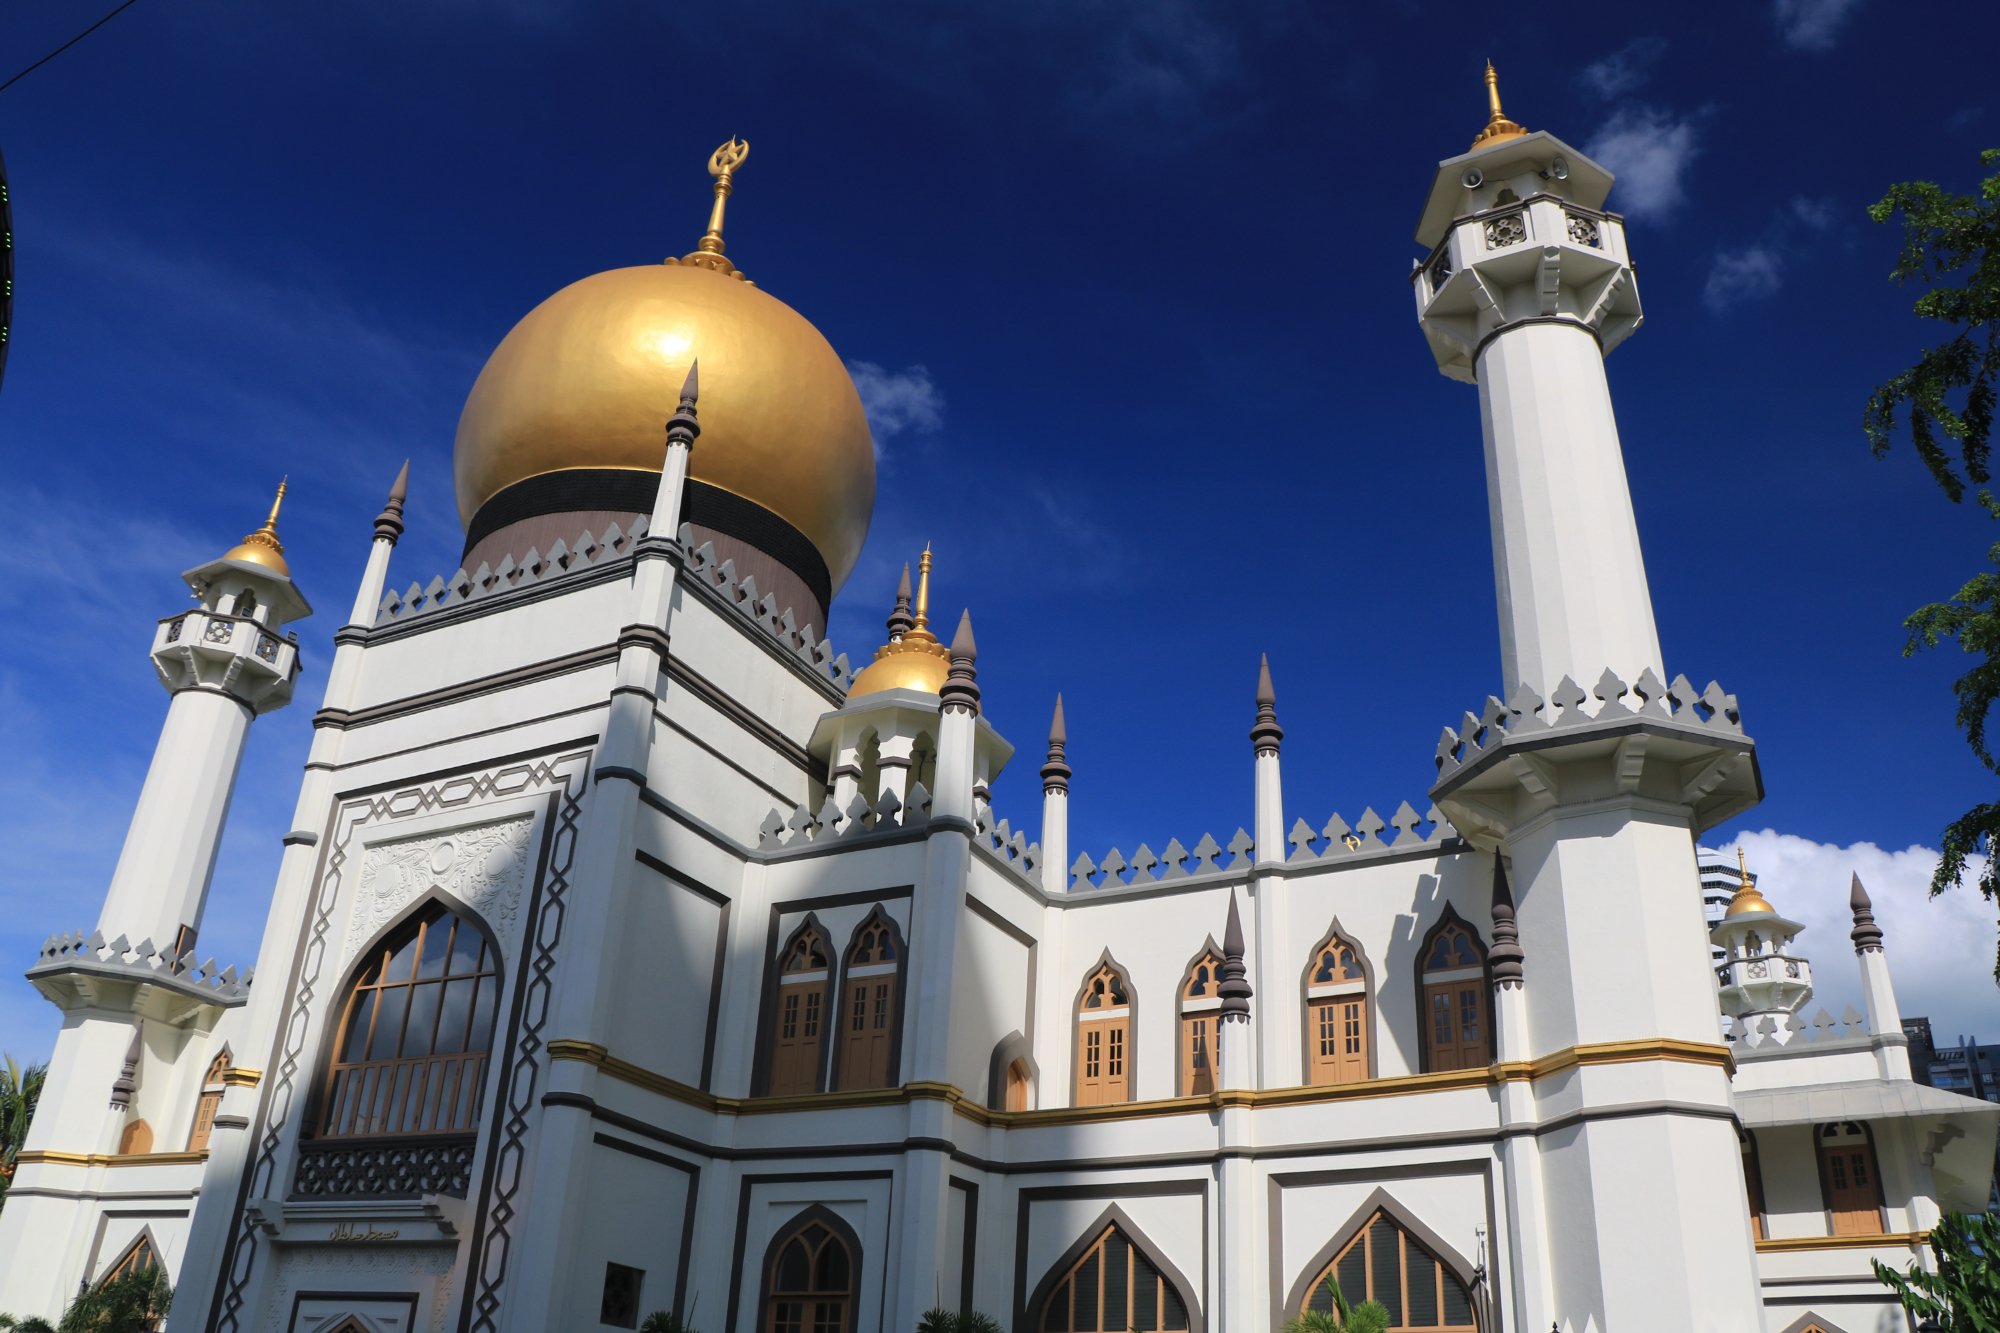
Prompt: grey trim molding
<box><xmin>591</xmin><ymin>1131</ymin><xmax>702</xmax><ymax>1322</ymax></box>
<box><xmin>1277</xmin><ymin>1185</ymin><xmax>1482</xmax><ymax>1319</ymax></box>
<box><xmin>633</xmin><ymin>851</ymin><xmax>733</xmax><ymax>1089</ymax></box>
<box><xmin>665</xmin><ymin>656</ymin><xmax>815</xmax><ymax>775</ymax></box>
<box><xmin>725</xmin><ymin>1173</ymin><xmax>893</xmax><ymax>1333</ymax></box>
<box><xmin>281</xmin><ymin>831</ymin><xmax>320</xmax><ymax>847</ymax></box>
<box><xmin>314</xmin><ymin>645</ymin><xmax>618</xmax><ymax>730</ymax></box>
<box><xmin>1471</xmin><ymin>314</ymin><xmax>1607</xmax><ymax>366</ymax></box>
<box><xmin>1014</xmin><ymin>1190</ymin><xmax>1207</xmax><ymax>1333</ymax></box>
<box><xmin>617</xmin><ymin>623</ymin><xmax>672</xmax><ymax>657</ymax></box>
<box><xmin>948</xmin><ymin>1177</ymin><xmax>980</xmax><ymax>1316</ymax></box>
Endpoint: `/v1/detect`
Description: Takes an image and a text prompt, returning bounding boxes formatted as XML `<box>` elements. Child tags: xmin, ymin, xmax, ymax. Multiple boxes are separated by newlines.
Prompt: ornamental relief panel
<box><xmin>342</xmin><ymin>815</ymin><xmax>536</xmax><ymax>970</ymax></box>
<box><xmin>262</xmin><ymin>1241</ymin><xmax>459</xmax><ymax>1332</ymax></box>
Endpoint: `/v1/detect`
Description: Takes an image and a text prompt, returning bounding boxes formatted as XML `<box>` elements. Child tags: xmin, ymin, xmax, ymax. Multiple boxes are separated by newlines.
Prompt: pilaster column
<box><xmin>1486</xmin><ymin>861</ymin><xmax>1552</xmax><ymax>1332</ymax></box>
<box><xmin>891</xmin><ymin>612</ymin><xmax>979</xmax><ymax>1333</ymax></box>
<box><xmin>1214</xmin><ymin>891</ymin><xmax>1255</xmax><ymax>1333</ymax></box>
<box><xmin>1850</xmin><ymin>876</ymin><xmax>1912</xmax><ymax>1080</ymax></box>
<box><xmin>1249</xmin><ymin>656</ymin><xmax>1284</xmax><ymax>1086</ymax></box>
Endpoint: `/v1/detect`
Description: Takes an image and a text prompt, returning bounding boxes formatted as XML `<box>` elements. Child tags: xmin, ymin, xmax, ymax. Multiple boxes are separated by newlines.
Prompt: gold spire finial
<box><xmin>673</xmin><ymin>138</ymin><xmax>754</xmax><ymax>280</ymax></box>
<box><xmin>911</xmin><ymin>543</ymin><xmax>935</xmax><ymax>641</ymax></box>
<box><xmin>1726</xmin><ymin>845</ymin><xmax>1777</xmax><ymax>917</ymax></box>
<box><xmin>1470</xmin><ymin>62</ymin><xmax>1528</xmax><ymax>152</ymax></box>
<box><xmin>845</xmin><ymin>546</ymin><xmax>953</xmax><ymax>699</ymax></box>
<box><xmin>222</xmin><ymin>477</ymin><xmax>293</xmax><ymax>576</ymax></box>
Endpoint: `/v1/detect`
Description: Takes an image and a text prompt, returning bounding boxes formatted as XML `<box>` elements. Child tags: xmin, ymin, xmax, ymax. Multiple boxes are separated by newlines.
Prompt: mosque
<box><xmin>1</xmin><ymin>70</ymin><xmax>1994</xmax><ymax>1333</ymax></box>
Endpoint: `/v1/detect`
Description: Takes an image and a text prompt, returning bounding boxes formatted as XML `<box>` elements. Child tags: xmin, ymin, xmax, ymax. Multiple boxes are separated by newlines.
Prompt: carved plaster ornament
<box><xmin>343</xmin><ymin>815</ymin><xmax>535</xmax><ymax>968</ymax></box>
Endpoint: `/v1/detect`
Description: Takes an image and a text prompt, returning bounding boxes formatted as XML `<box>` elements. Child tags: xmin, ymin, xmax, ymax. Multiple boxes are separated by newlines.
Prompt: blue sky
<box><xmin>2</xmin><ymin>0</ymin><xmax>1998</xmax><ymax>1062</ymax></box>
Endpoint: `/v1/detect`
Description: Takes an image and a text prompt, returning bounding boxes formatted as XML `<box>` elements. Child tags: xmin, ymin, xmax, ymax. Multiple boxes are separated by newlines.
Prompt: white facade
<box><xmin>2</xmin><ymin>87</ymin><xmax>1996</xmax><ymax>1333</ymax></box>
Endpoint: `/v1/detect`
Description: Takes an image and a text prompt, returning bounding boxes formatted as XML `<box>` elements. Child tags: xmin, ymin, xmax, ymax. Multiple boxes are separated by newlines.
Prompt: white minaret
<box><xmin>1415</xmin><ymin>63</ymin><xmax>1656</xmax><ymax>703</ymax></box>
<box><xmin>1712</xmin><ymin>849</ymin><xmax>1814</xmax><ymax>1041</ymax></box>
<box><xmin>1422</xmin><ymin>70</ymin><xmax>1768</xmax><ymax>1332</ymax></box>
<box><xmin>0</xmin><ymin>489</ymin><xmax>309</xmax><ymax>1318</ymax></box>
<box><xmin>100</xmin><ymin>483</ymin><xmax>311</xmax><ymax>955</ymax></box>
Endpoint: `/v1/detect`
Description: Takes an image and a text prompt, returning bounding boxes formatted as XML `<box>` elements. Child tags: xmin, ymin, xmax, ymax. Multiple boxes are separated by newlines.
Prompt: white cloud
<box><xmin>1584</xmin><ymin>105</ymin><xmax>1701</xmax><ymax>220</ymax></box>
<box><xmin>1578</xmin><ymin>37</ymin><xmax>1666</xmax><ymax>100</ymax></box>
<box><xmin>847</xmin><ymin>362</ymin><xmax>944</xmax><ymax>453</ymax></box>
<box><xmin>1788</xmin><ymin>195</ymin><xmax>1838</xmax><ymax>230</ymax></box>
<box><xmin>1703</xmin><ymin>246</ymin><xmax>1785</xmax><ymax>312</ymax></box>
<box><xmin>1773</xmin><ymin>0</ymin><xmax>1864</xmax><ymax>51</ymax></box>
<box><xmin>1721</xmin><ymin>830</ymin><xmax>1997</xmax><ymax>1041</ymax></box>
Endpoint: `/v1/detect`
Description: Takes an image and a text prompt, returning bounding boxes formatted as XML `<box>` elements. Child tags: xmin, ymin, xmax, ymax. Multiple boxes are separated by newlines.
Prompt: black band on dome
<box><xmin>463</xmin><ymin>469</ymin><xmax>833</xmax><ymax>613</ymax></box>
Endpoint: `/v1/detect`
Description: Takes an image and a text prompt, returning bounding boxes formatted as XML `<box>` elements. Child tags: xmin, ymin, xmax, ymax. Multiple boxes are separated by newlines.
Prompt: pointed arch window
<box><xmin>1075</xmin><ymin>962</ymin><xmax>1132</xmax><ymax>1106</ymax></box>
<box><xmin>835</xmin><ymin>912</ymin><xmax>902</xmax><ymax>1091</ymax></box>
<box><xmin>1039</xmin><ymin>1225</ymin><xmax>1189</xmax><ymax>1333</ymax></box>
<box><xmin>1418</xmin><ymin>914</ymin><xmax>1489</xmax><ymax>1072</ymax></box>
<box><xmin>1178</xmin><ymin>949</ymin><xmax>1223</xmax><ymax>1096</ymax></box>
<box><xmin>762</xmin><ymin>1214</ymin><xmax>857</xmax><ymax>1333</ymax></box>
<box><xmin>1299</xmin><ymin>1212</ymin><xmax>1476</xmax><ymax>1331</ymax></box>
<box><xmin>187</xmin><ymin>1048</ymin><xmax>229</xmax><ymax>1151</ymax></box>
<box><xmin>771</xmin><ymin>925</ymin><xmax>832</xmax><ymax>1096</ymax></box>
<box><xmin>1304</xmin><ymin>929</ymin><xmax>1369</xmax><ymax>1085</ymax></box>
<box><xmin>100</xmin><ymin>1231</ymin><xmax>162</xmax><ymax>1283</ymax></box>
<box><xmin>1005</xmin><ymin>1060</ymin><xmax>1032</xmax><ymax>1111</ymax></box>
<box><xmin>1816</xmin><ymin>1121</ymin><xmax>1884</xmax><ymax>1236</ymax></box>
<box><xmin>318</xmin><ymin>900</ymin><xmax>500</xmax><ymax>1139</ymax></box>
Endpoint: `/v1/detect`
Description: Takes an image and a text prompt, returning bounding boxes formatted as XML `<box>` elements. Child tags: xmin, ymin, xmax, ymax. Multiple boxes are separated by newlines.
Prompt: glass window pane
<box><xmin>1072</xmin><ymin>1253</ymin><xmax>1098</xmax><ymax>1332</ymax></box>
<box><xmin>1406</xmin><ymin>1244</ymin><xmax>1438</xmax><ymax>1324</ymax></box>
<box><xmin>342</xmin><ymin>992</ymin><xmax>378</xmax><ymax>1062</ymax></box>
<box><xmin>1161</xmin><ymin>1279</ymin><xmax>1187</xmax><ymax>1331</ymax></box>
<box><xmin>450</xmin><ymin>918</ymin><xmax>485</xmax><ymax>974</ymax></box>
<box><xmin>1102</xmin><ymin>1236</ymin><xmax>1128</xmax><ymax>1332</ymax></box>
<box><xmin>1371</xmin><ymin>1222</ymin><xmax>1402</xmax><ymax>1325</ymax></box>
<box><xmin>368</xmin><ymin>986</ymin><xmax>411</xmax><ymax>1061</ymax></box>
<box><xmin>404</xmin><ymin>982</ymin><xmax>444</xmax><ymax>1059</ymax></box>
<box><xmin>817</xmin><ymin>1238</ymin><xmax>849</xmax><ymax>1290</ymax></box>
<box><xmin>470</xmin><ymin>975</ymin><xmax>501</xmax><ymax>1052</ymax></box>
<box><xmin>776</xmin><ymin>1239</ymin><xmax>810</xmax><ymax>1291</ymax></box>
<box><xmin>1337</xmin><ymin>1245</ymin><xmax>1366</xmax><ymax>1307</ymax></box>
<box><xmin>437</xmin><ymin>978</ymin><xmax>475</xmax><ymax>1052</ymax></box>
<box><xmin>1045</xmin><ymin>1279</ymin><xmax>1070</xmax><ymax>1333</ymax></box>
<box><xmin>386</xmin><ymin>927</ymin><xmax>422</xmax><ymax>983</ymax></box>
<box><xmin>1443</xmin><ymin>1267</ymin><xmax>1473</xmax><ymax>1324</ymax></box>
<box><xmin>1135</xmin><ymin>1265</ymin><xmax>1159</xmax><ymax>1329</ymax></box>
<box><xmin>418</xmin><ymin>917</ymin><xmax>453</xmax><ymax>978</ymax></box>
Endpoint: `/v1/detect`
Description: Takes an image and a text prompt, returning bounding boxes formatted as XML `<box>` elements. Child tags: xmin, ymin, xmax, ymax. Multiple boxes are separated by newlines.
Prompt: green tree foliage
<box><xmin>915</xmin><ymin>1309</ymin><xmax>1003</xmax><ymax>1333</ymax></box>
<box><xmin>1</xmin><ymin>1054</ymin><xmax>49</xmax><ymax>1212</ymax></box>
<box><xmin>639</xmin><ymin>1313</ymin><xmax>698</xmax><ymax>1333</ymax></box>
<box><xmin>1873</xmin><ymin>1209</ymin><xmax>2000</xmax><ymax>1331</ymax></box>
<box><xmin>0</xmin><ymin>1265</ymin><xmax>172</xmax><ymax>1333</ymax></box>
<box><xmin>1867</xmin><ymin>147</ymin><xmax>2000</xmax><ymax>981</ymax></box>
<box><xmin>1281</xmin><ymin>1279</ymin><xmax>1390</xmax><ymax>1333</ymax></box>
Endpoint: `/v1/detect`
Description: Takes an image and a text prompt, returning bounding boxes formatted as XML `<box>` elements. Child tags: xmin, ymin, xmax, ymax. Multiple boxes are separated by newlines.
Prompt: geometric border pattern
<box><xmin>212</xmin><ymin>751</ymin><xmax>589</xmax><ymax>1333</ymax></box>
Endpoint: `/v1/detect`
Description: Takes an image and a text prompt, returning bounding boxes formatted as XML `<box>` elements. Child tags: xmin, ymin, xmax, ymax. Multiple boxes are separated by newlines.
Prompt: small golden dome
<box><xmin>1724</xmin><ymin>848</ymin><xmax>1776</xmax><ymax>916</ymax></box>
<box><xmin>452</xmin><ymin>141</ymin><xmax>876</xmax><ymax>593</ymax></box>
<box><xmin>221</xmin><ymin>480</ymin><xmax>291</xmax><ymax>577</ymax></box>
<box><xmin>1470</xmin><ymin>61</ymin><xmax>1528</xmax><ymax>152</ymax></box>
<box><xmin>849</xmin><ymin>546</ymin><xmax>951</xmax><ymax>699</ymax></box>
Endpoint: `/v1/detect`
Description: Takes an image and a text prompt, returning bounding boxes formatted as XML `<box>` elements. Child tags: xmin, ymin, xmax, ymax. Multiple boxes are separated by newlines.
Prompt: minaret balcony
<box><xmin>153</xmin><ymin>610</ymin><xmax>302</xmax><ymax>711</ymax></box>
<box><xmin>1412</xmin><ymin>195</ymin><xmax>1642</xmax><ymax>381</ymax></box>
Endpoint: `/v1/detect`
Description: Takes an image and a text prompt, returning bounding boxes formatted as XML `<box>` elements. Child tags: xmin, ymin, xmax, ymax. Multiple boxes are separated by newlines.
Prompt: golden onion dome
<box><xmin>848</xmin><ymin>547</ymin><xmax>952</xmax><ymax>699</ymax></box>
<box><xmin>452</xmin><ymin>139</ymin><xmax>876</xmax><ymax>595</ymax></box>
<box><xmin>221</xmin><ymin>481</ymin><xmax>292</xmax><ymax>577</ymax></box>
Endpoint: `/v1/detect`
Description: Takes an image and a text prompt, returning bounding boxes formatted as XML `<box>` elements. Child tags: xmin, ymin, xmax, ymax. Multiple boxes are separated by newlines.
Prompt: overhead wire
<box><xmin>0</xmin><ymin>0</ymin><xmax>143</xmax><ymax>96</ymax></box>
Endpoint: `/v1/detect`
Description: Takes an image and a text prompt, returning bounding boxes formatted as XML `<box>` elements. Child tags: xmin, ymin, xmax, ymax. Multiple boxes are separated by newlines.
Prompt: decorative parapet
<box><xmin>680</xmin><ymin>532</ymin><xmax>854</xmax><ymax>690</ymax></box>
<box><xmin>1429</xmin><ymin>668</ymin><xmax>1759</xmax><ymax>844</ymax></box>
<box><xmin>366</xmin><ymin>518</ymin><xmax>855</xmax><ymax>691</ymax></box>
<box><xmin>1433</xmin><ymin>668</ymin><xmax>1744</xmax><ymax>783</ymax></box>
<box><xmin>1727</xmin><ymin>1005</ymin><xmax>1870</xmax><ymax>1053</ymax></box>
<box><xmin>759</xmin><ymin>782</ymin><xmax>933</xmax><ymax>851</ymax></box>
<box><xmin>374</xmin><ymin>516</ymin><xmax>651</xmax><ymax>624</ymax></box>
<box><xmin>1071</xmin><ymin>829</ymin><xmax>1254</xmax><ymax>889</ymax></box>
<box><xmin>1068</xmin><ymin>802</ymin><xmax>1458</xmax><ymax>891</ymax></box>
<box><xmin>29</xmin><ymin>929</ymin><xmax>252</xmax><ymax>1007</ymax></box>
<box><xmin>1283</xmin><ymin>801</ymin><xmax>1457</xmax><ymax>862</ymax></box>
<box><xmin>974</xmin><ymin>806</ymin><xmax>1041</xmax><ymax>885</ymax></box>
